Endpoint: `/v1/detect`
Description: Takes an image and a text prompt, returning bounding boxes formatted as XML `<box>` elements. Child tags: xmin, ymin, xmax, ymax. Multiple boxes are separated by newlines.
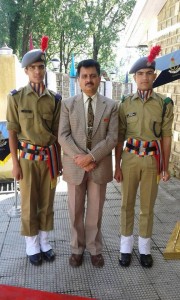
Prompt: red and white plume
<box><xmin>148</xmin><ymin>45</ymin><xmax>161</xmax><ymax>63</ymax></box>
<box><xmin>40</xmin><ymin>35</ymin><xmax>49</xmax><ymax>53</ymax></box>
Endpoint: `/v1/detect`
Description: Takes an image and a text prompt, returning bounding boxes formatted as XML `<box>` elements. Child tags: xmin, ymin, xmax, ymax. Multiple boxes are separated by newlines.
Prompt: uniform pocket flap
<box><xmin>19</xmin><ymin>112</ymin><xmax>33</xmax><ymax>119</ymax></box>
<box><xmin>127</xmin><ymin>115</ymin><xmax>138</xmax><ymax>123</ymax></box>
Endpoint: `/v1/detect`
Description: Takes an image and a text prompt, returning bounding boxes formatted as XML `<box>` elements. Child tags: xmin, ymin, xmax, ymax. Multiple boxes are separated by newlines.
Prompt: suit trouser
<box><xmin>67</xmin><ymin>173</ymin><xmax>106</xmax><ymax>255</ymax></box>
<box><xmin>121</xmin><ymin>151</ymin><xmax>158</xmax><ymax>238</ymax></box>
<box><xmin>19</xmin><ymin>158</ymin><xmax>56</xmax><ymax>236</ymax></box>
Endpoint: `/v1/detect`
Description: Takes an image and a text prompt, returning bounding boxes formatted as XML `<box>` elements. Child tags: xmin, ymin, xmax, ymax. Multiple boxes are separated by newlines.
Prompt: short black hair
<box><xmin>77</xmin><ymin>59</ymin><xmax>101</xmax><ymax>77</ymax></box>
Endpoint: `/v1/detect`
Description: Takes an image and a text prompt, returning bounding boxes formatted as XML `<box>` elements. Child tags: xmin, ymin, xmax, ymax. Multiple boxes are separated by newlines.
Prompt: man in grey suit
<box><xmin>58</xmin><ymin>59</ymin><xmax>118</xmax><ymax>268</ymax></box>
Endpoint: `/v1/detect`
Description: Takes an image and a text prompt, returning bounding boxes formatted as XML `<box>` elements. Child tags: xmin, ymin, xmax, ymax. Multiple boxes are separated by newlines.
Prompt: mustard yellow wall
<box><xmin>0</xmin><ymin>55</ymin><xmax>19</xmax><ymax>179</ymax></box>
<box><xmin>0</xmin><ymin>55</ymin><xmax>18</xmax><ymax>121</ymax></box>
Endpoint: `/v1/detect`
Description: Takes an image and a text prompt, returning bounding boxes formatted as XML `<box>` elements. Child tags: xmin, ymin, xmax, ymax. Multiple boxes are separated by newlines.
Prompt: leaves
<box><xmin>0</xmin><ymin>0</ymin><xmax>135</xmax><ymax>73</ymax></box>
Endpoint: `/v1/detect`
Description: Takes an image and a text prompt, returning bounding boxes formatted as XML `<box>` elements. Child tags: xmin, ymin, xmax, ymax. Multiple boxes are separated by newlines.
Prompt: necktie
<box><xmin>87</xmin><ymin>97</ymin><xmax>94</xmax><ymax>150</ymax></box>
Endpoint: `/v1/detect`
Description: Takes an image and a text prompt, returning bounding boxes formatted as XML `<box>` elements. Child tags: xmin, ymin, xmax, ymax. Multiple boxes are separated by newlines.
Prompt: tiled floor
<box><xmin>0</xmin><ymin>177</ymin><xmax>180</xmax><ymax>300</ymax></box>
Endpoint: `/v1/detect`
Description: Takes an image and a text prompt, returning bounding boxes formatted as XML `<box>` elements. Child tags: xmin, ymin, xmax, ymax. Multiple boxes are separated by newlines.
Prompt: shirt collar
<box><xmin>83</xmin><ymin>92</ymin><xmax>97</xmax><ymax>104</ymax></box>
<box><xmin>131</xmin><ymin>90</ymin><xmax>157</xmax><ymax>101</ymax></box>
<box><xmin>137</xmin><ymin>89</ymin><xmax>153</xmax><ymax>101</ymax></box>
<box><xmin>30</xmin><ymin>82</ymin><xmax>45</xmax><ymax>96</ymax></box>
<box><xmin>25</xmin><ymin>83</ymin><xmax>51</xmax><ymax>97</ymax></box>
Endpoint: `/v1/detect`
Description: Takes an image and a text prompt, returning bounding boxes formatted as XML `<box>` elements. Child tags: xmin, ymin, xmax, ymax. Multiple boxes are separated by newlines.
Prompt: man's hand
<box><xmin>114</xmin><ymin>166</ymin><xmax>123</xmax><ymax>183</ymax></box>
<box><xmin>84</xmin><ymin>162</ymin><xmax>97</xmax><ymax>172</ymax></box>
<box><xmin>8</xmin><ymin>130</ymin><xmax>23</xmax><ymax>181</ymax></box>
<box><xmin>114</xmin><ymin>142</ymin><xmax>123</xmax><ymax>183</ymax></box>
<box><xmin>12</xmin><ymin>161</ymin><xmax>23</xmax><ymax>181</ymax></box>
<box><xmin>73</xmin><ymin>153</ymin><xmax>93</xmax><ymax>168</ymax></box>
<box><xmin>160</xmin><ymin>170</ymin><xmax>170</xmax><ymax>182</ymax></box>
<box><xmin>59</xmin><ymin>158</ymin><xmax>63</xmax><ymax>176</ymax></box>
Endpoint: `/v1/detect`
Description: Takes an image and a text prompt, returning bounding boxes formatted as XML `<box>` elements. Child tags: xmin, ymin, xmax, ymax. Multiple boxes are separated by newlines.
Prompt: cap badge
<box><xmin>146</xmin><ymin>61</ymin><xmax>152</xmax><ymax>67</ymax></box>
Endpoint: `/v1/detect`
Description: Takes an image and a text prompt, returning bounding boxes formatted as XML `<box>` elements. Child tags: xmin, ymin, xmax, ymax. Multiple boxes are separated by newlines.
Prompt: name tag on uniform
<box><xmin>127</xmin><ymin>112</ymin><xmax>136</xmax><ymax>118</ymax></box>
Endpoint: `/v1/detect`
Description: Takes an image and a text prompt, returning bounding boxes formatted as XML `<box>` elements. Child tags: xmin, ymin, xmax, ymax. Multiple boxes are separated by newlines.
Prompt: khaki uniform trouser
<box><xmin>121</xmin><ymin>151</ymin><xmax>158</xmax><ymax>238</ymax></box>
<box><xmin>19</xmin><ymin>158</ymin><xmax>56</xmax><ymax>236</ymax></box>
<box><xmin>67</xmin><ymin>173</ymin><xmax>106</xmax><ymax>255</ymax></box>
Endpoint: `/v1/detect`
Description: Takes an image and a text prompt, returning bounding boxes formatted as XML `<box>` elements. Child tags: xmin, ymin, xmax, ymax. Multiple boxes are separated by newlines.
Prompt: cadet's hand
<box><xmin>114</xmin><ymin>167</ymin><xmax>123</xmax><ymax>183</ymax></box>
<box><xmin>59</xmin><ymin>159</ymin><xmax>63</xmax><ymax>176</ymax></box>
<box><xmin>12</xmin><ymin>162</ymin><xmax>23</xmax><ymax>181</ymax></box>
<box><xmin>160</xmin><ymin>170</ymin><xmax>170</xmax><ymax>182</ymax></box>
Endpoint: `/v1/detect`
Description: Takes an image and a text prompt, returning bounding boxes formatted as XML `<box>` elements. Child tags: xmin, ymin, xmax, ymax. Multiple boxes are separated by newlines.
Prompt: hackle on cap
<box><xmin>147</xmin><ymin>45</ymin><xmax>161</xmax><ymax>64</ymax></box>
<box><xmin>41</xmin><ymin>36</ymin><xmax>49</xmax><ymax>53</ymax></box>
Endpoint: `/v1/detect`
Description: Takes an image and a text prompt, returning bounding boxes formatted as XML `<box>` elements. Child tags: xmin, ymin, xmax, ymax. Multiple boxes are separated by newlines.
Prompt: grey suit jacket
<box><xmin>58</xmin><ymin>92</ymin><xmax>118</xmax><ymax>185</ymax></box>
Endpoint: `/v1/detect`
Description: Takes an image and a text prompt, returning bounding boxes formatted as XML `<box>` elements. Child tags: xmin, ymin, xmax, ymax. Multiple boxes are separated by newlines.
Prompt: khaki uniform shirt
<box><xmin>6</xmin><ymin>84</ymin><xmax>61</xmax><ymax>146</ymax></box>
<box><xmin>118</xmin><ymin>91</ymin><xmax>173</xmax><ymax>143</ymax></box>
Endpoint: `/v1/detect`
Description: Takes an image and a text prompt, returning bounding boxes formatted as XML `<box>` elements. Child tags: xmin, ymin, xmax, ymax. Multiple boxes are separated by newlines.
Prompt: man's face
<box><xmin>25</xmin><ymin>62</ymin><xmax>46</xmax><ymax>83</ymax></box>
<box><xmin>133</xmin><ymin>68</ymin><xmax>157</xmax><ymax>90</ymax></box>
<box><xmin>78</xmin><ymin>66</ymin><xmax>101</xmax><ymax>96</ymax></box>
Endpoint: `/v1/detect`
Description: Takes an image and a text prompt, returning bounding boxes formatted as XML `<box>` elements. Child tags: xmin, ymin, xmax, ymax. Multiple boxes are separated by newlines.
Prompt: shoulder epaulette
<box><xmin>49</xmin><ymin>90</ymin><xmax>62</xmax><ymax>101</ymax></box>
<box><xmin>157</xmin><ymin>93</ymin><xmax>173</xmax><ymax>105</ymax></box>
<box><xmin>10</xmin><ymin>88</ymin><xmax>23</xmax><ymax>96</ymax></box>
<box><xmin>121</xmin><ymin>95</ymin><xmax>126</xmax><ymax>103</ymax></box>
<box><xmin>121</xmin><ymin>94</ymin><xmax>133</xmax><ymax>103</ymax></box>
<box><xmin>163</xmin><ymin>97</ymin><xmax>173</xmax><ymax>106</ymax></box>
<box><xmin>10</xmin><ymin>89</ymin><xmax>18</xmax><ymax>96</ymax></box>
<box><xmin>55</xmin><ymin>93</ymin><xmax>62</xmax><ymax>101</ymax></box>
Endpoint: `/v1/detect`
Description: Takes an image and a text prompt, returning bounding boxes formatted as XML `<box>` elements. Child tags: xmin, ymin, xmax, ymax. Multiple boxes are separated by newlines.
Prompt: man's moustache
<box><xmin>85</xmin><ymin>82</ymin><xmax>93</xmax><ymax>86</ymax></box>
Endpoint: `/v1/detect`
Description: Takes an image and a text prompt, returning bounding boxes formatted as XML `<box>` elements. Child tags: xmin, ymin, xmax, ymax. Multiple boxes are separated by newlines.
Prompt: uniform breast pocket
<box><xmin>19</xmin><ymin>112</ymin><xmax>34</xmax><ymax>130</ymax></box>
<box><xmin>126</xmin><ymin>115</ymin><xmax>138</xmax><ymax>133</ymax></box>
<box><xmin>42</xmin><ymin>113</ymin><xmax>53</xmax><ymax>131</ymax></box>
<box><xmin>127</xmin><ymin>115</ymin><xmax>138</xmax><ymax>124</ymax></box>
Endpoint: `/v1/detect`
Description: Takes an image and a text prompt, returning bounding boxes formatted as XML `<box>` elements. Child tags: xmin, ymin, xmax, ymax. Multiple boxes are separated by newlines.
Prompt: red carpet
<box><xmin>0</xmin><ymin>285</ymin><xmax>94</xmax><ymax>300</ymax></box>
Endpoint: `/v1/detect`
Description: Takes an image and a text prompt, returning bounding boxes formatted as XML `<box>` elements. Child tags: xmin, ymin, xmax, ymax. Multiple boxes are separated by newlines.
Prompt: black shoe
<box><xmin>140</xmin><ymin>254</ymin><xmax>153</xmax><ymax>268</ymax></box>
<box><xmin>42</xmin><ymin>249</ymin><xmax>55</xmax><ymax>262</ymax></box>
<box><xmin>29</xmin><ymin>253</ymin><xmax>42</xmax><ymax>266</ymax></box>
<box><xmin>119</xmin><ymin>253</ymin><xmax>131</xmax><ymax>267</ymax></box>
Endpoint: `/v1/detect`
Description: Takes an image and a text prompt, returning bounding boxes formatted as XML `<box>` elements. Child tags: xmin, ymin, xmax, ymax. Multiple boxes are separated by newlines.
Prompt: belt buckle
<box><xmin>139</xmin><ymin>146</ymin><xmax>146</xmax><ymax>153</ymax></box>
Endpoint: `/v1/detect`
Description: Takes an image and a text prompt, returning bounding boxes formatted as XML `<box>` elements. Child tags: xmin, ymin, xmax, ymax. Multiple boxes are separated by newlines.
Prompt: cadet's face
<box><xmin>78</xmin><ymin>66</ymin><xmax>101</xmax><ymax>96</ymax></box>
<box><xmin>133</xmin><ymin>68</ymin><xmax>157</xmax><ymax>90</ymax></box>
<box><xmin>25</xmin><ymin>62</ymin><xmax>46</xmax><ymax>83</ymax></box>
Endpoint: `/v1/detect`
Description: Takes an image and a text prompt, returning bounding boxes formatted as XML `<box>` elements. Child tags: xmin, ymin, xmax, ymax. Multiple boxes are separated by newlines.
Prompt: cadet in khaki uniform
<box><xmin>114</xmin><ymin>47</ymin><xmax>174</xmax><ymax>268</ymax></box>
<box><xmin>6</xmin><ymin>44</ymin><xmax>62</xmax><ymax>266</ymax></box>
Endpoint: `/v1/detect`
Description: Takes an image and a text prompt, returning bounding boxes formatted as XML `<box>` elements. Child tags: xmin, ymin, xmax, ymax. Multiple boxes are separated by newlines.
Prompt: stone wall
<box><xmin>54</xmin><ymin>73</ymin><xmax>132</xmax><ymax>102</ymax></box>
<box><xmin>112</xmin><ymin>82</ymin><xmax>133</xmax><ymax>101</ymax></box>
<box><xmin>151</xmin><ymin>0</ymin><xmax>180</xmax><ymax>177</ymax></box>
<box><xmin>55</xmin><ymin>73</ymin><xmax>70</xmax><ymax>99</ymax></box>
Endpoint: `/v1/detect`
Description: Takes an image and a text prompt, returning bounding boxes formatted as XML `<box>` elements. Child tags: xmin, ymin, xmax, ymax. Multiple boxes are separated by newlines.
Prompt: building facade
<box><xmin>124</xmin><ymin>0</ymin><xmax>180</xmax><ymax>177</ymax></box>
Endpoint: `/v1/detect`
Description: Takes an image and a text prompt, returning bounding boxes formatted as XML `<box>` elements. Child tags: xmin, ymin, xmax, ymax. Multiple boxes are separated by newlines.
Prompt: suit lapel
<box><xmin>74</xmin><ymin>93</ymin><xmax>106</xmax><ymax>138</ymax></box>
<box><xmin>92</xmin><ymin>94</ymin><xmax>106</xmax><ymax>136</ymax></box>
<box><xmin>74</xmin><ymin>94</ymin><xmax>86</xmax><ymax>132</ymax></box>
